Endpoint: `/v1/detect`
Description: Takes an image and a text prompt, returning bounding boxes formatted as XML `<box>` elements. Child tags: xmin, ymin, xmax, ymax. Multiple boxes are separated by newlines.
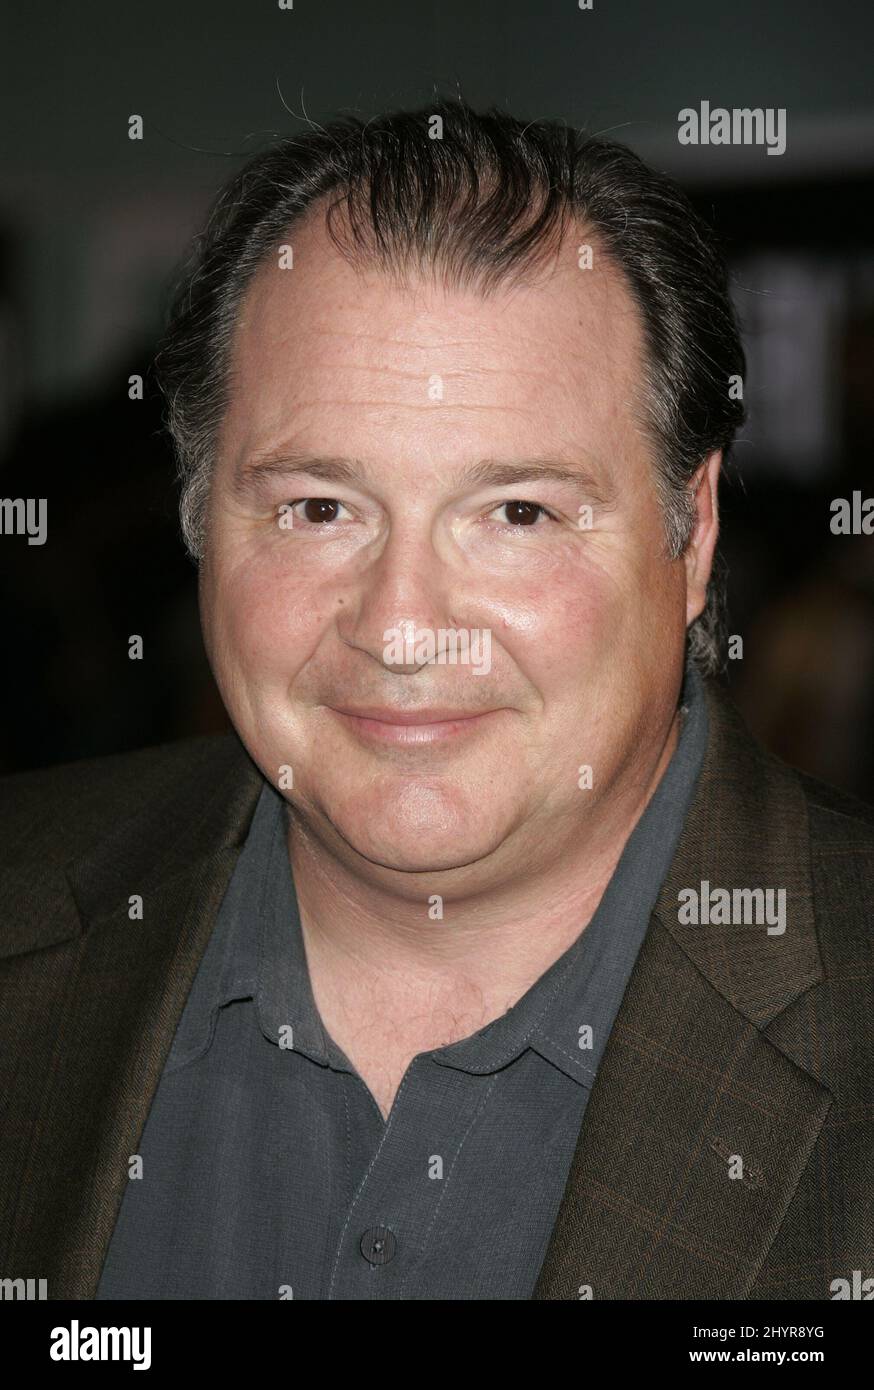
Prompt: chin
<box><xmin>315</xmin><ymin>796</ymin><xmax>503</xmax><ymax>874</ymax></box>
<box><xmin>337</xmin><ymin>833</ymin><xmax>492</xmax><ymax>875</ymax></box>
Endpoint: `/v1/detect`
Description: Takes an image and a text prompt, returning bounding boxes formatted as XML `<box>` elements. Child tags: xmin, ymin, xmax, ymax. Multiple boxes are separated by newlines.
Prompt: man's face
<box><xmin>200</xmin><ymin>212</ymin><xmax>698</xmax><ymax>879</ymax></box>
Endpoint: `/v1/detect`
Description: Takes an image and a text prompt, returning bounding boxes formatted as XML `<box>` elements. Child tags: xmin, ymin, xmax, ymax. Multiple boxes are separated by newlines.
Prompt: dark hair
<box><xmin>155</xmin><ymin>98</ymin><xmax>746</xmax><ymax>675</ymax></box>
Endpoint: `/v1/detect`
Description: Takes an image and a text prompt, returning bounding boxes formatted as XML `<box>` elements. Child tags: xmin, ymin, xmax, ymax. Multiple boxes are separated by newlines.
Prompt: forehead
<box><xmin>220</xmin><ymin>208</ymin><xmax>649</xmax><ymax>470</ymax></box>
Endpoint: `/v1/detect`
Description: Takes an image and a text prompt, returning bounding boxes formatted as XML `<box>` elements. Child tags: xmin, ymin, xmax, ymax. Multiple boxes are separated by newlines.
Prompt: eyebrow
<box><xmin>234</xmin><ymin>451</ymin><xmax>615</xmax><ymax>505</ymax></box>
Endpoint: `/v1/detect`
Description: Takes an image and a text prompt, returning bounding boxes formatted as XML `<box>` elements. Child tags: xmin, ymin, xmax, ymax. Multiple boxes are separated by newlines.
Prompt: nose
<box><xmin>335</xmin><ymin>525</ymin><xmax>460</xmax><ymax>673</ymax></box>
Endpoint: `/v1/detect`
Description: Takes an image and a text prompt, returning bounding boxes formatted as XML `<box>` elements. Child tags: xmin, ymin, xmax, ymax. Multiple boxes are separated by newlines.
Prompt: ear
<box><xmin>684</xmin><ymin>449</ymin><xmax>722</xmax><ymax>628</ymax></box>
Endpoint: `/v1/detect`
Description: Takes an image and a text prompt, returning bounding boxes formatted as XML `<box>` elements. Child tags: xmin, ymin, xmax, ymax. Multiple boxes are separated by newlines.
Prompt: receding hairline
<box><xmin>246</xmin><ymin>186</ymin><xmax>619</xmax><ymax>302</ymax></box>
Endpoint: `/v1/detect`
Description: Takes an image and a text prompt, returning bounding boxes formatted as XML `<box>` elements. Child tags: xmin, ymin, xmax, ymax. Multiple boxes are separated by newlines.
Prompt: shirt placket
<box><xmin>326</xmin><ymin>1056</ymin><xmax>497</xmax><ymax>1299</ymax></box>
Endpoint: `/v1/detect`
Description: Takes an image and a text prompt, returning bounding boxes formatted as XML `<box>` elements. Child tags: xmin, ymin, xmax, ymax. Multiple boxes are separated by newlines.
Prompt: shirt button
<box><xmin>360</xmin><ymin>1226</ymin><xmax>397</xmax><ymax>1265</ymax></box>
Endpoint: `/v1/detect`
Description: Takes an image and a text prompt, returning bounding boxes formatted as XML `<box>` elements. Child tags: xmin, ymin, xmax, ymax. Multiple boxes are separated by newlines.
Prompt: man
<box><xmin>1</xmin><ymin>100</ymin><xmax>872</xmax><ymax>1301</ymax></box>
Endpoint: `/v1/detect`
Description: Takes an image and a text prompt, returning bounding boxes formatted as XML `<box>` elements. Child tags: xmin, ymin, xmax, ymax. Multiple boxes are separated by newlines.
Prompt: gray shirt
<box><xmin>97</xmin><ymin>662</ymin><xmax>708</xmax><ymax>1300</ymax></box>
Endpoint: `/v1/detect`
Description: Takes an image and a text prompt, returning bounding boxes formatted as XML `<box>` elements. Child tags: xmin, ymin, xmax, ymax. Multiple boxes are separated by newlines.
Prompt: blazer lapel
<box><xmin>533</xmin><ymin>679</ymin><xmax>833</xmax><ymax>1299</ymax></box>
<box><xmin>0</xmin><ymin>735</ymin><xmax>264</xmax><ymax>1298</ymax></box>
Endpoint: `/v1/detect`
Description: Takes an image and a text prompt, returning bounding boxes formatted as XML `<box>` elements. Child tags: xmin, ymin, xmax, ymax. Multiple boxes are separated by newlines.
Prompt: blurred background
<box><xmin>2</xmin><ymin>0</ymin><xmax>873</xmax><ymax>797</ymax></box>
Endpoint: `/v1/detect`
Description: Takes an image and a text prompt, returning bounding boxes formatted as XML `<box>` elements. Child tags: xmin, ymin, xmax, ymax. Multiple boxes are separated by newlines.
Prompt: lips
<box><xmin>330</xmin><ymin>705</ymin><xmax>492</xmax><ymax>725</ymax></box>
<box><xmin>326</xmin><ymin>703</ymin><xmax>503</xmax><ymax>746</ymax></box>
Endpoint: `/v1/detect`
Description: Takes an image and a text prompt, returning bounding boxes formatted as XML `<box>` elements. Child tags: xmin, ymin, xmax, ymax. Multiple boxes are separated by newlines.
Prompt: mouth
<box><xmin>327</xmin><ymin>705</ymin><xmax>502</xmax><ymax>746</ymax></box>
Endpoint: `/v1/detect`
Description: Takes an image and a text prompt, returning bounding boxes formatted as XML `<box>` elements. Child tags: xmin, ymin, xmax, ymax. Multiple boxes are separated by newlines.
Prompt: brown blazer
<box><xmin>1</xmin><ymin>678</ymin><xmax>872</xmax><ymax>1300</ymax></box>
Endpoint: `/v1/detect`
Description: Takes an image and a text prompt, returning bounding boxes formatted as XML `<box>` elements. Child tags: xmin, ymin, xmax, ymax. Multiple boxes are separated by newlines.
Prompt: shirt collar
<box><xmin>169</xmin><ymin>657</ymin><xmax>708</xmax><ymax>1087</ymax></box>
<box><xmin>163</xmin><ymin>774</ymin><xmax>338</xmax><ymax>1073</ymax></box>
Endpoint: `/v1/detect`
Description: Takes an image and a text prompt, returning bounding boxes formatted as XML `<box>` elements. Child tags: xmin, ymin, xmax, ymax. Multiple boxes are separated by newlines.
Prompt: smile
<box><xmin>328</xmin><ymin>706</ymin><xmax>501</xmax><ymax>745</ymax></box>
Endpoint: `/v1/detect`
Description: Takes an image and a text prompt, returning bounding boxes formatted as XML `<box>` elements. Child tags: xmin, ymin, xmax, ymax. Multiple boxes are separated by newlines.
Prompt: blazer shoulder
<box><xmin>796</xmin><ymin>765</ymin><xmax>874</xmax><ymax>847</ymax></box>
<box><xmin>793</xmin><ymin>768</ymin><xmax>874</xmax><ymax>970</ymax></box>
<box><xmin>705</xmin><ymin>675</ymin><xmax>874</xmax><ymax>851</ymax></box>
<box><xmin>0</xmin><ymin>734</ymin><xmax>247</xmax><ymax>867</ymax></box>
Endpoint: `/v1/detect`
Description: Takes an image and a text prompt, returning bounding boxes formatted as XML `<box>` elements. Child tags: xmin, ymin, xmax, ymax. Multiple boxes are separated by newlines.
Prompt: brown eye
<box><xmin>500</xmin><ymin>501</ymin><xmax>548</xmax><ymax>526</ymax></box>
<box><xmin>302</xmin><ymin>498</ymin><xmax>341</xmax><ymax>523</ymax></box>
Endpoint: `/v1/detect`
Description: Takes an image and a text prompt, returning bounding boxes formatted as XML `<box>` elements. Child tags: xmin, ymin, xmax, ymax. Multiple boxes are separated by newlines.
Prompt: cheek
<box><xmin>206</xmin><ymin>549</ymin><xmax>326</xmax><ymax>688</ymax></box>
<box><xmin>509</xmin><ymin>565</ymin><xmax>614</xmax><ymax>680</ymax></box>
<box><xmin>515</xmin><ymin>541</ymin><xmax>681</xmax><ymax>678</ymax></box>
